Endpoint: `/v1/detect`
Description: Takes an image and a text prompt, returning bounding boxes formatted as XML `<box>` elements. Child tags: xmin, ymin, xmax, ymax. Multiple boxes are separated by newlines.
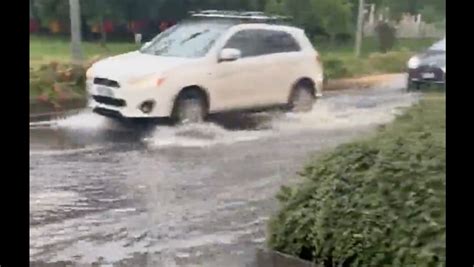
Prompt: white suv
<box><xmin>86</xmin><ymin>11</ymin><xmax>324</xmax><ymax>123</ymax></box>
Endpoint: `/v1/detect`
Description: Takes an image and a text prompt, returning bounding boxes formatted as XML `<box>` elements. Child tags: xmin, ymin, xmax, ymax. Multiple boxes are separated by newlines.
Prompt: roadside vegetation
<box><xmin>267</xmin><ymin>92</ymin><xmax>446</xmax><ymax>266</ymax></box>
<box><xmin>30</xmin><ymin>35</ymin><xmax>138</xmax><ymax>69</ymax></box>
<box><xmin>319</xmin><ymin>37</ymin><xmax>436</xmax><ymax>79</ymax></box>
<box><xmin>29</xmin><ymin>35</ymin><xmax>435</xmax><ymax>104</ymax></box>
<box><xmin>30</xmin><ymin>0</ymin><xmax>444</xmax><ymax>104</ymax></box>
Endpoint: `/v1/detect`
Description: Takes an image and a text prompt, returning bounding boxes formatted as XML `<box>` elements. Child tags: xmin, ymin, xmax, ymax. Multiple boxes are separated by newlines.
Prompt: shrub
<box><xmin>268</xmin><ymin>95</ymin><xmax>446</xmax><ymax>267</ymax></box>
<box><xmin>323</xmin><ymin>57</ymin><xmax>351</xmax><ymax>80</ymax></box>
<box><xmin>375</xmin><ymin>22</ymin><xmax>397</xmax><ymax>53</ymax></box>
<box><xmin>30</xmin><ymin>62</ymin><xmax>88</xmax><ymax>104</ymax></box>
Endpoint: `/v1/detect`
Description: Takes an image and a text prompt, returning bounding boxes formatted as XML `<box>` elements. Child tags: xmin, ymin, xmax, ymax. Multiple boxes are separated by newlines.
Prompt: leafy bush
<box><xmin>268</xmin><ymin>95</ymin><xmax>446</xmax><ymax>267</ymax></box>
<box><xmin>323</xmin><ymin>57</ymin><xmax>351</xmax><ymax>80</ymax></box>
<box><xmin>375</xmin><ymin>22</ymin><xmax>397</xmax><ymax>53</ymax></box>
<box><xmin>30</xmin><ymin>62</ymin><xmax>88</xmax><ymax>104</ymax></box>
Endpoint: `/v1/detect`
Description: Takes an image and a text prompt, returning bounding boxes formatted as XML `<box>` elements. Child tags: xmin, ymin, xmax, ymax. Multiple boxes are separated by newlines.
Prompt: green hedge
<box><xmin>268</xmin><ymin>94</ymin><xmax>446</xmax><ymax>267</ymax></box>
<box><xmin>30</xmin><ymin>62</ymin><xmax>90</xmax><ymax>104</ymax></box>
<box><xmin>323</xmin><ymin>51</ymin><xmax>412</xmax><ymax>80</ymax></box>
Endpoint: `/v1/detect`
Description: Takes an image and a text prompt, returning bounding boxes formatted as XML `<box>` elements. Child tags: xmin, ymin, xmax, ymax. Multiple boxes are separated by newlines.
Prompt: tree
<box><xmin>34</xmin><ymin>0</ymin><xmax>70</xmax><ymax>27</ymax></box>
<box><xmin>266</xmin><ymin>0</ymin><xmax>353</xmax><ymax>39</ymax></box>
<box><xmin>419</xmin><ymin>5</ymin><xmax>439</xmax><ymax>23</ymax></box>
<box><xmin>312</xmin><ymin>0</ymin><xmax>353</xmax><ymax>43</ymax></box>
<box><xmin>369</xmin><ymin>0</ymin><xmax>445</xmax><ymax>21</ymax></box>
<box><xmin>264</xmin><ymin>0</ymin><xmax>284</xmax><ymax>15</ymax></box>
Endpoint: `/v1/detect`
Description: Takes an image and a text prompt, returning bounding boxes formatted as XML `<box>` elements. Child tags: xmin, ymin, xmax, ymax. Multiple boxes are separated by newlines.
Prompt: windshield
<box><xmin>429</xmin><ymin>38</ymin><xmax>446</xmax><ymax>52</ymax></box>
<box><xmin>140</xmin><ymin>19</ymin><xmax>235</xmax><ymax>58</ymax></box>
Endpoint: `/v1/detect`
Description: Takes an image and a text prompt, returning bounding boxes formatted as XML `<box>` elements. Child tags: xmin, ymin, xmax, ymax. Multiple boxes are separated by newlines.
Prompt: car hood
<box><xmin>88</xmin><ymin>51</ymin><xmax>195</xmax><ymax>83</ymax></box>
<box><xmin>418</xmin><ymin>50</ymin><xmax>446</xmax><ymax>67</ymax></box>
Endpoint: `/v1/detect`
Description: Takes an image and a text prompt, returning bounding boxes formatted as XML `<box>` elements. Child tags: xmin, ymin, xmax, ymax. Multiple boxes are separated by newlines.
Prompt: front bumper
<box><xmin>408</xmin><ymin>66</ymin><xmax>445</xmax><ymax>84</ymax></box>
<box><xmin>87</xmin><ymin>81</ymin><xmax>174</xmax><ymax>118</ymax></box>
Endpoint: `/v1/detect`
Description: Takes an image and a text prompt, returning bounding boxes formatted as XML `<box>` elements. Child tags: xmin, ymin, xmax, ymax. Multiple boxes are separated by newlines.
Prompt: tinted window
<box><xmin>265</xmin><ymin>30</ymin><xmax>301</xmax><ymax>53</ymax></box>
<box><xmin>224</xmin><ymin>29</ymin><xmax>300</xmax><ymax>58</ymax></box>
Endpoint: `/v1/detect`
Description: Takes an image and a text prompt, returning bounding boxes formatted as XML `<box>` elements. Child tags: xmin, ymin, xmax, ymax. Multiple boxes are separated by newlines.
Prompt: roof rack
<box><xmin>189</xmin><ymin>10</ymin><xmax>291</xmax><ymax>22</ymax></box>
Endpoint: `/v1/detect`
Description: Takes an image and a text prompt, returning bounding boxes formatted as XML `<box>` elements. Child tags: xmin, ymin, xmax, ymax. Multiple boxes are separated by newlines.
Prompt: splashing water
<box><xmin>54</xmin><ymin>110</ymin><xmax>124</xmax><ymax>131</ymax></box>
<box><xmin>144</xmin><ymin>123</ymin><xmax>272</xmax><ymax>148</ymax></box>
<box><xmin>32</xmin><ymin>76</ymin><xmax>420</xmax><ymax>150</ymax></box>
<box><xmin>272</xmin><ymin>89</ymin><xmax>420</xmax><ymax>132</ymax></box>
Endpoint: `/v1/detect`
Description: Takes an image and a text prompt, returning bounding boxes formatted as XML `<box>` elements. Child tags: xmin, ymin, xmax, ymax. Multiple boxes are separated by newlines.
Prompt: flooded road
<box><xmin>30</xmin><ymin>74</ymin><xmax>419</xmax><ymax>266</ymax></box>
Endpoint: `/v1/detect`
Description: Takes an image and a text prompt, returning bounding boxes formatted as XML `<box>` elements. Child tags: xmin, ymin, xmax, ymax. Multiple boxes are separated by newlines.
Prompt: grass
<box><xmin>30</xmin><ymin>35</ymin><xmax>138</xmax><ymax>69</ymax></box>
<box><xmin>318</xmin><ymin>37</ymin><xmax>438</xmax><ymax>79</ymax></box>
<box><xmin>30</xmin><ymin>35</ymin><xmax>435</xmax><ymax>69</ymax></box>
<box><xmin>316</xmin><ymin>37</ymin><xmax>436</xmax><ymax>56</ymax></box>
<box><xmin>29</xmin><ymin>34</ymin><xmax>438</xmax><ymax>103</ymax></box>
<box><xmin>268</xmin><ymin>92</ymin><xmax>446</xmax><ymax>265</ymax></box>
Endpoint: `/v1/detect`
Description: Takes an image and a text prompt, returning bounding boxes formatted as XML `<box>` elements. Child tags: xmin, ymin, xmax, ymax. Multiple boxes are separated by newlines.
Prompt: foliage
<box><xmin>30</xmin><ymin>62</ymin><xmax>90</xmax><ymax>104</ymax></box>
<box><xmin>263</xmin><ymin>0</ymin><xmax>353</xmax><ymax>39</ymax></box>
<box><xmin>31</xmin><ymin>0</ymin><xmax>445</xmax><ymax>46</ymax></box>
<box><xmin>369</xmin><ymin>0</ymin><xmax>445</xmax><ymax>21</ymax></box>
<box><xmin>34</xmin><ymin>0</ymin><xmax>70</xmax><ymax>25</ymax></box>
<box><xmin>322</xmin><ymin>58</ymin><xmax>350</xmax><ymax>80</ymax></box>
<box><xmin>419</xmin><ymin>5</ymin><xmax>439</xmax><ymax>24</ymax></box>
<box><xmin>375</xmin><ymin>22</ymin><xmax>396</xmax><ymax>53</ymax></box>
<box><xmin>268</xmin><ymin>94</ymin><xmax>446</xmax><ymax>266</ymax></box>
<box><xmin>312</xmin><ymin>0</ymin><xmax>353</xmax><ymax>40</ymax></box>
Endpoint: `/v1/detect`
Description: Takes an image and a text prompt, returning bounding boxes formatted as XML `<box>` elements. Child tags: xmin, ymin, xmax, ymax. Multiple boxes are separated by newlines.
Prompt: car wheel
<box><xmin>289</xmin><ymin>84</ymin><xmax>315</xmax><ymax>113</ymax></box>
<box><xmin>173</xmin><ymin>93</ymin><xmax>207</xmax><ymax>124</ymax></box>
<box><xmin>406</xmin><ymin>80</ymin><xmax>419</xmax><ymax>92</ymax></box>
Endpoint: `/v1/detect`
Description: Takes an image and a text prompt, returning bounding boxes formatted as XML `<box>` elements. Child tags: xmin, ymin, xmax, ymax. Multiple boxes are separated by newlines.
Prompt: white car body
<box><xmin>86</xmin><ymin>22</ymin><xmax>324</xmax><ymax>119</ymax></box>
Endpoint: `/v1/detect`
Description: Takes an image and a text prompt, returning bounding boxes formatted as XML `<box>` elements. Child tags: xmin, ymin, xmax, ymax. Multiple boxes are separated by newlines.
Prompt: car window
<box><xmin>223</xmin><ymin>30</ymin><xmax>263</xmax><ymax>58</ymax></box>
<box><xmin>140</xmin><ymin>19</ymin><xmax>235</xmax><ymax>58</ymax></box>
<box><xmin>264</xmin><ymin>30</ymin><xmax>301</xmax><ymax>54</ymax></box>
<box><xmin>224</xmin><ymin>29</ymin><xmax>300</xmax><ymax>58</ymax></box>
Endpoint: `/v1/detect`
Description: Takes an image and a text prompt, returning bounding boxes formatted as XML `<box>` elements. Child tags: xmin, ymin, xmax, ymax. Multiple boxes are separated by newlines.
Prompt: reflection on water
<box><xmin>30</xmin><ymin>75</ymin><xmax>418</xmax><ymax>266</ymax></box>
<box><xmin>253</xmin><ymin>249</ymin><xmax>316</xmax><ymax>267</ymax></box>
<box><xmin>31</xmin><ymin>249</ymin><xmax>316</xmax><ymax>267</ymax></box>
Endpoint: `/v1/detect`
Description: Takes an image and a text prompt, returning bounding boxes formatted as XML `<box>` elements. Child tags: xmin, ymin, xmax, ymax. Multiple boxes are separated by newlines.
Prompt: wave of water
<box><xmin>31</xmin><ymin>77</ymin><xmax>420</xmax><ymax>150</ymax></box>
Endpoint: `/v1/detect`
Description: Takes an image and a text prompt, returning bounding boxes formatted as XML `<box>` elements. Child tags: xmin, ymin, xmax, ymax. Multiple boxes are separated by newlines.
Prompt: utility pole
<box><xmin>355</xmin><ymin>0</ymin><xmax>365</xmax><ymax>58</ymax></box>
<box><xmin>69</xmin><ymin>0</ymin><xmax>83</xmax><ymax>65</ymax></box>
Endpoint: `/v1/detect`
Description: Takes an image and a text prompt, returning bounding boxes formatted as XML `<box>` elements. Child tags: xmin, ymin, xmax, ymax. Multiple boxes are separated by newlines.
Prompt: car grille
<box><xmin>409</xmin><ymin>66</ymin><xmax>445</xmax><ymax>82</ymax></box>
<box><xmin>93</xmin><ymin>107</ymin><xmax>123</xmax><ymax>118</ymax></box>
<box><xmin>92</xmin><ymin>95</ymin><xmax>126</xmax><ymax>107</ymax></box>
<box><xmin>93</xmin><ymin>78</ymin><xmax>120</xmax><ymax>88</ymax></box>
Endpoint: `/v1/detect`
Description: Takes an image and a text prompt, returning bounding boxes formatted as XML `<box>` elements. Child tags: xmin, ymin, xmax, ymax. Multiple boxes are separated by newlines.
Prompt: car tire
<box><xmin>406</xmin><ymin>79</ymin><xmax>419</xmax><ymax>92</ymax></box>
<box><xmin>289</xmin><ymin>84</ymin><xmax>316</xmax><ymax>113</ymax></box>
<box><xmin>173</xmin><ymin>92</ymin><xmax>207</xmax><ymax>124</ymax></box>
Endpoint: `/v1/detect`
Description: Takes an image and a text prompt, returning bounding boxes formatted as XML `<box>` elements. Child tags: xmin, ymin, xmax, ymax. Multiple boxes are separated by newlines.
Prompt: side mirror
<box><xmin>219</xmin><ymin>48</ymin><xmax>241</xmax><ymax>62</ymax></box>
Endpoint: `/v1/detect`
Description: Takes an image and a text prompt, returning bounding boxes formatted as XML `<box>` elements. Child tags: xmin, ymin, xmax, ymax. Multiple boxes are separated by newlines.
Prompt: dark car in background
<box><xmin>407</xmin><ymin>38</ymin><xmax>446</xmax><ymax>90</ymax></box>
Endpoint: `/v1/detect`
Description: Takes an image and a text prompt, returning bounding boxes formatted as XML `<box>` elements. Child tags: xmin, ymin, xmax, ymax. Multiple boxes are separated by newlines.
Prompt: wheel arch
<box><xmin>171</xmin><ymin>85</ymin><xmax>210</xmax><ymax>116</ymax></box>
<box><xmin>287</xmin><ymin>77</ymin><xmax>316</xmax><ymax>102</ymax></box>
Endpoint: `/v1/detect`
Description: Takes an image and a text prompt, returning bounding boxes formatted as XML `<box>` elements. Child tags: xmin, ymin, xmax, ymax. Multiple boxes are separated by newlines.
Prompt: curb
<box><xmin>325</xmin><ymin>73</ymin><xmax>403</xmax><ymax>91</ymax></box>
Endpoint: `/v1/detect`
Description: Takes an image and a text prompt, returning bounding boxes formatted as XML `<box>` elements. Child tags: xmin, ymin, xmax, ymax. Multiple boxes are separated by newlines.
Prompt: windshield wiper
<box><xmin>180</xmin><ymin>30</ymin><xmax>210</xmax><ymax>45</ymax></box>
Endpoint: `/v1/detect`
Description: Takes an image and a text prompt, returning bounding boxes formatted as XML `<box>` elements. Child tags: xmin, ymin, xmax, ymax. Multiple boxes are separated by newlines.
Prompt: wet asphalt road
<box><xmin>30</xmin><ymin>74</ymin><xmax>418</xmax><ymax>266</ymax></box>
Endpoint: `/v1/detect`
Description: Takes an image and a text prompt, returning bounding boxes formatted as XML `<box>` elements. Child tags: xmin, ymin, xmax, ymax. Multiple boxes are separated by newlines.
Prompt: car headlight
<box><xmin>86</xmin><ymin>68</ymin><xmax>94</xmax><ymax>79</ymax></box>
<box><xmin>407</xmin><ymin>56</ymin><xmax>421</xmax><ymax>69</ymax></box>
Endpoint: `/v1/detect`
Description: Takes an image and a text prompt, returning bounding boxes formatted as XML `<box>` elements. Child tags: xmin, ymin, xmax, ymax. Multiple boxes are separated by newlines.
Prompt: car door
<box><xmin>258</xmin><ymin>30</ymin><xmax>305</xmax><ymax>105</ymax></box>
<box><xmin>209</xmin><ymin>29</ymin><xmax>275</xmax><ymax>111</ymax></box>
